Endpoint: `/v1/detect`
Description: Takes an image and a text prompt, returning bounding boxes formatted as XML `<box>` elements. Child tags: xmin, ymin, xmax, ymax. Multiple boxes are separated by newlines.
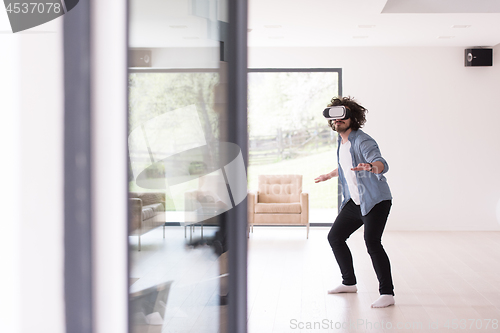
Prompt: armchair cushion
<box><xmin>255</xmin><ymin>202</ymin><xmax>302</xmax><ymax>214</ymax></box>
<box><xmin>141</xmin><ymin>207</ymin><xmax>156</xmax><ymax>221</ymax></box>
<box><xmin>254</xmin><ymin>213</ymin><xmax>302</xmax><ymax>224</ymax></box>
<box><xmin>144</xmin><ymin>203</ymin><xmax>165</xmax><ymax>213</ymax></box>
<box><xmin>137</xmin><ymin>192</ymin><xmax>165</xmax><ymax>206</ymax></box>
<box><xmin>258</xmin><ymin>175</ymin><xmax>302</xmax><ymax>203</ymax></box>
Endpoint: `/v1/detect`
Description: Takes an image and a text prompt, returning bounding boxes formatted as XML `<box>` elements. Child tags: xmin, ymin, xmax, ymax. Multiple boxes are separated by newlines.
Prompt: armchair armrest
<box><xmin>300</xmin><ymin>192</ymin><xmax>309</xmax><ymax>225</ymax></box>
<box><xmin>247</xmin><ymin>191</ymin><xmax>258</xmax><ymax>225</ymax></box>
<box><xmin>129</xmin><ymin>198</ymin><xmax>143</xmax><ymax>233</ymax></box>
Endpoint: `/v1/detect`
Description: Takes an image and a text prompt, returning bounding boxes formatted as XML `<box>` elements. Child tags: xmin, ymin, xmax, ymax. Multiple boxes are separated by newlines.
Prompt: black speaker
<box><xmin>129</xmin><ymin>49</ymin><xmax>152</xmax><ymax>67</ymax></box>
<box><xmin>465</xmin><ymin>48</ymin><xmax>493</xmax><ymax>67</ymax></box>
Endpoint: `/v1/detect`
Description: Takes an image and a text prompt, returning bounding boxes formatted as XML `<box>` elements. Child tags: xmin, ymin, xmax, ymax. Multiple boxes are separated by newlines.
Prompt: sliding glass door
<box><xmin>128</xmin><ymin>1</ymin><xmax>247</xmax><ymax>332</ymax></box>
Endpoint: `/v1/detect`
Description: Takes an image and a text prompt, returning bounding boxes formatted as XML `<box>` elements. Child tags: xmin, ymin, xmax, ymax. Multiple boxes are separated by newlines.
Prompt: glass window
<box><xmin>247</xmin><ymin>70</ymin><xmax>341</xmax><ymax>222</ymax></box>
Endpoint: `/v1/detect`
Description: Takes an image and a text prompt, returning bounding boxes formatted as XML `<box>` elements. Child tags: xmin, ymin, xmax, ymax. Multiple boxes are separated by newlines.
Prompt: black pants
<box><xmin>327</xmin><ymin>199</ymin><xmax>394</xmax><ymax>295</ymax></box>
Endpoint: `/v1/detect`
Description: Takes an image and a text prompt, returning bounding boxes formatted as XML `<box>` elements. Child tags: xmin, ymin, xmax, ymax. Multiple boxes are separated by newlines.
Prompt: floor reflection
<box><xmin>130</xmin><ymin>226</ymin><xmax>225</xmax><ymax>333</ymax></box>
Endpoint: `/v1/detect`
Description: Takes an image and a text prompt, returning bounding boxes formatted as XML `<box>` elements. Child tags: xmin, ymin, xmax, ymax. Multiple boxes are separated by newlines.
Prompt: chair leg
<box><xmin>163</xmin><ymin>224</ymin><xmax>165</xmax><ymax>239</ymax></box>
<box><xmin>138</xmin><ymin>235</ymin><xmax>141</xmax><ymax>251</ymax></box>
<box><xmin>306</xmin><ymin>223</ymin><xmax>309</xmax><ymax>239</ymax></box>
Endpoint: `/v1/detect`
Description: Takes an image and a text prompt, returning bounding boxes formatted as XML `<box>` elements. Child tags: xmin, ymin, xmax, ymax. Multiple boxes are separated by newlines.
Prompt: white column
<box><xmin>90</xmin><ymin>0</ymin><xmax>129</xmax><ymax>332</ymax></box>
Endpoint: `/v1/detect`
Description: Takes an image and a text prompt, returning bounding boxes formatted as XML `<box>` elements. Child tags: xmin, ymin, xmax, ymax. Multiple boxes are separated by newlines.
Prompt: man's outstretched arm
<box><xmin>314</xmin><ymin>168</ymin><xmax>338</xmax><ymax>183</ymax></box>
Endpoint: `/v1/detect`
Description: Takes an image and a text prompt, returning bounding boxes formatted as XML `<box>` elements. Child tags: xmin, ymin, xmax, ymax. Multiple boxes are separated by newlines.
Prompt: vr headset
<box><xmin>323</xmin><ymin>106</ymin><xmax>351</xmax><ymax>120</ymax></box>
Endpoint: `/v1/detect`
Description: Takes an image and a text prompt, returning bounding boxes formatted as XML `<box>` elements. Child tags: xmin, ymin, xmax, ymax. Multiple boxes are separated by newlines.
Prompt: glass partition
<box><xmin>128</xmin><ymin>1</ymin><xmax>239</xmax><ymax>332</ymax></box>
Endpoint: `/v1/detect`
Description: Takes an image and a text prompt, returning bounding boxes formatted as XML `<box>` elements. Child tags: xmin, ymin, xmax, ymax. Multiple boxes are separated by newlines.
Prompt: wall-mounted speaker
<box><xmin>465</xmin><ymin>48</ymin><xmax>493</xmax><ymax>67</ymax></box>
<box><xmin>129</xmin><ymin>49</ymin><xmax>152</xmax><ymax>67</ymax></box>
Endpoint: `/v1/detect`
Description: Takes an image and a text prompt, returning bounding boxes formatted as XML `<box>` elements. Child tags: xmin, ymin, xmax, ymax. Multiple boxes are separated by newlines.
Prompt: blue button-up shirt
<box><xmin>337</xmin><ymin>129</ymin><xmax>392</xmax><ymax>216</ymax></box>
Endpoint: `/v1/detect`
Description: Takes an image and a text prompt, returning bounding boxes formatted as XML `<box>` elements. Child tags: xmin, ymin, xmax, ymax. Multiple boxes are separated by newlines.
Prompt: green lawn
<box><xmin>248</xmin><ymin>149</ymin><xmax>339</xmax><ymax>209</ymax></box>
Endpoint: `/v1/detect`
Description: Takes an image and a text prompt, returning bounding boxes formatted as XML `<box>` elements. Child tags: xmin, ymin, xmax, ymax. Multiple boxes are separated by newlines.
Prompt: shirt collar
<box><xmin>337</xmin><ymin>129</ymin><xmax>360</xmax><ymax>144</ymax></box>
<box><xmin>348</xmin><ymin>129</ymin><xmax>360</xmax><ymax>142</ymax></box>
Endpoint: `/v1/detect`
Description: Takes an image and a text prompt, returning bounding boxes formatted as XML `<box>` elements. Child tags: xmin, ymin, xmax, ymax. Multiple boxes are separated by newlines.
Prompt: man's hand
<box><xmin>314</xmin><ymin>174</ymin><xmax>330</xmax><ymax>183</ymax></box>
<box><xmin>351</xmin><ymin>161</ymin><xmax>384</xmax><ymax>174</ymax></box>
<box><xmin>351</xmin><ymin>163</ymin><xmax>372</xmax><ymax>172</ymax></box>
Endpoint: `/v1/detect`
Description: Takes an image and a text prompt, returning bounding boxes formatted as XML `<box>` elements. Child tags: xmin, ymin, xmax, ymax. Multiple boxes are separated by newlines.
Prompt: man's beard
<box><xmin>334</xmin><ymin>121</ymin><xmax>351</xmax><ymax>133</ymax></box>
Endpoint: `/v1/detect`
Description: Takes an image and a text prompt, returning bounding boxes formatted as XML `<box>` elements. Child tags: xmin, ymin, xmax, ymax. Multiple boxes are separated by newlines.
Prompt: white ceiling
<box><xmin>248</xmin><ymin>0</ymin><xmax>500</xmax><ymax>47</ymax></box>
<box><xmin>382</xmin><ymin>0</ymin><xmax>500</xmax><ymax>13</ymax></box>
<box><xmin>129</xmin><ymin>0</ymin><xmax>500</xmax><ymax>48</ymax></box>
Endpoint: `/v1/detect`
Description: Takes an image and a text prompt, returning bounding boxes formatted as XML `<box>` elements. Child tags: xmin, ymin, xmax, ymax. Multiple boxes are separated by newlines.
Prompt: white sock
<box><xmin>327</xmin><ymin>284</ymin><xmax>357</xmax><ymax>294</ymax></box>
<box><xmin>371</xmin><ymin>294</ymin><xmax>395</xmax><ymax>308</ymax></box>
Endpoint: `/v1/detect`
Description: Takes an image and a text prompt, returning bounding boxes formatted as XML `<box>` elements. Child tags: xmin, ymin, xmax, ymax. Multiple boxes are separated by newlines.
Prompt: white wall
<box><xmin>0</xmin><ymin>30</ymin><xmax>21</xmax><ymax>333</ymax></box>
<box><xmin>151</xmin><ymin>47</ymin><xmax>219</xmax><ymax>68</ymax></box>
<box><xmin>0</xmin><ymin>19</ymin><xmax>65</xmax><ymax>333</ymax></box>
<box><xmin>249</xmin><ymin>46</ymin><xmax>500</xmax><ymax>231</ymax></box>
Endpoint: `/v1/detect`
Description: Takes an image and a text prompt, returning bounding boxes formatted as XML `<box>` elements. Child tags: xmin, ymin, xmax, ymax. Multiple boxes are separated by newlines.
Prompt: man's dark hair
<box><xmin>327</xmin><ymin>96</ymin><xmax>367</xmax><ymax>131</ymax></box>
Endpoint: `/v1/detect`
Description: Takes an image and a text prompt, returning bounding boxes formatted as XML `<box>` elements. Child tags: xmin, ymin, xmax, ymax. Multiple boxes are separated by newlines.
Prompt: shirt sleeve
<box><xmin>359</xmin><ymin>138</ymin><xmax>389</xmax><ymax>177</ymax></box>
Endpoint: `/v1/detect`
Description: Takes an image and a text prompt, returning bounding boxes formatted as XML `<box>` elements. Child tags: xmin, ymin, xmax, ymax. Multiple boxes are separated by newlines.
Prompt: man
<box><xmin>314</xmin><ymin>96</ymin><xmax>394</xmax><ymax>308</ymax></box>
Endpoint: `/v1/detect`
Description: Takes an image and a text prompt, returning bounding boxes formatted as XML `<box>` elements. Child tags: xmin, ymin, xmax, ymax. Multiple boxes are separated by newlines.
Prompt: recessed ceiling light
<box><xmin>170</xmin><ymin>25</ymin><xmax>188</xmax><ymax>29</ymax></box>
<box><xmin>452</xmin><ymin>25</ymin><xmax>471</xmax><ymax>28</ymax></box>
<box><xmin>264</xmin><ymin>25</ymin><xmax>282</xmax><ymax>29</ymax></box>
<box><xmin>438</xmin><ymin>36</ymin><xmax>455</xmax><ymax>39</ymax></box>
<box><xmin>268</xmin><ymin>36</ymin><xmax>284</xmax><ymax>39</ymax></box>
<box><xmin>183</xmin><ymin>37</ymin><xmax>199</xmax><ymax>39</ymax></box>
<box><xmin>353</xmin><ymin>36</ymin><xmax>368</xmax><ymax>39</ymax></box>
<box><xmin>358</xmin><ymin>25</ymin><xmax>375</xmax><ymax>29</ymax></box>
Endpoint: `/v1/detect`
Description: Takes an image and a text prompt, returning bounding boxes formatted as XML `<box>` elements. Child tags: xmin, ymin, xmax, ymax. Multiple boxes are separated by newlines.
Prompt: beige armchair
<box><xmin>129</xmin><ymin>192</ymin><xmax>166</xmax><ymax>251</ymax></box>
<box><xmin>248</xmin><ymin>175</ymin><xmax>309</xmax><ymax>239</ymax></box>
